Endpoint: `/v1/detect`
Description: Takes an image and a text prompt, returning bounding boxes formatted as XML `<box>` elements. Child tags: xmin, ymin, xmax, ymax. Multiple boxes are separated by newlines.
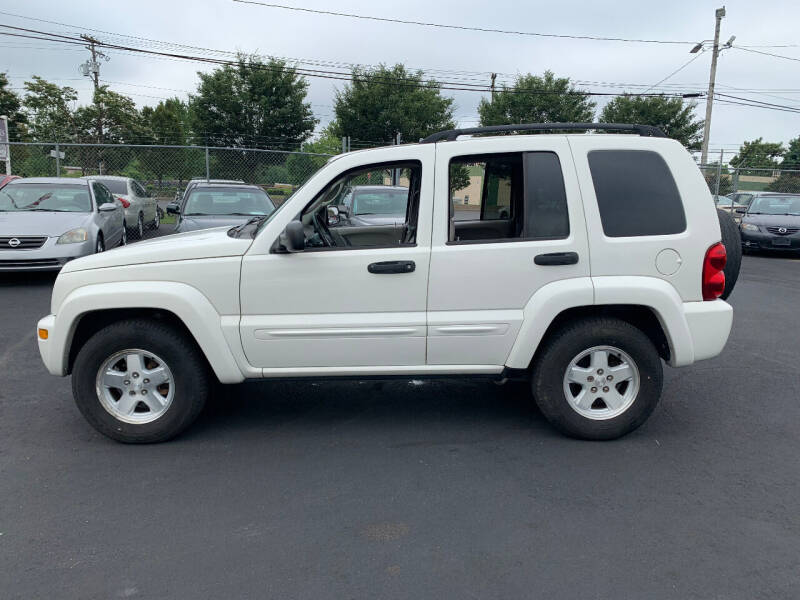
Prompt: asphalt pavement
<box><xmin>1</xmin><ymin>252</ymin><xmax>799</xmax><ymax>599</ymax></box>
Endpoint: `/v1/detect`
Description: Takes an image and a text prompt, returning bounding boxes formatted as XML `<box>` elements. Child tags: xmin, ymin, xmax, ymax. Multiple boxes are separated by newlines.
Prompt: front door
<box><xmin>239</xmin><ymin>148</ymin><xmax>434</xmax><ymax>372</ymax></box>
<box><xmin>426</xmin><ymin>137</ymin><xmax>590</xmax><ymax>366</ymax></box>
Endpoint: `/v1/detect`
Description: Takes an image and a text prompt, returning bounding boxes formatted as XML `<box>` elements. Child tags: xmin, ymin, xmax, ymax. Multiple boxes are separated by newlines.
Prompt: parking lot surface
<box><xmin>2</xmin><ymin>252</ymin><xmax>799</xmax><ymax>599</ymax></box>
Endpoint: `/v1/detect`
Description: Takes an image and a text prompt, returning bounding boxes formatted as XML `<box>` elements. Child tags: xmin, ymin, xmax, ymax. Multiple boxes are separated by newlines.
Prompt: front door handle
<box><xmin>368</xmin><ymin>260</ymin><xmax>416</xmax><ymax>274</ymax></box>
<box><xmin>534</xmin><ymin>252</ymin><xmax>579</xmax><ymax>266</ymax></box>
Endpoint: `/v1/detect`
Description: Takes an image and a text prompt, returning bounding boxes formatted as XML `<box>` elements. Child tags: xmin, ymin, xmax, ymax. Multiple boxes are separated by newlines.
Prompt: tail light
<box><xmin>702</xmin><ymin>242</ymin><xmax>727</xmax><ymax>300</ymax></box>
<box><xmin>116</xmin><ymin>196</ymin><xmax>130</xmax><ymax>208</ymax></box>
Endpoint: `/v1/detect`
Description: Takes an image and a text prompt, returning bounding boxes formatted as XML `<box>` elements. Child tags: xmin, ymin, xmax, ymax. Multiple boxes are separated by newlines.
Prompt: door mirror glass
<box><xmin>98</xmin><ymin>202</ymin><xmax>117</xmax><ymax>212</ymax></box>
<box><xmin>326</xmin><ymin>205</ymin><xmax>340</xmax><ymax>226</ymax></box>
<box><xmin>280</xmin><ymin>220</ymin><xmax>306</xmax><ymax>253</ymax></box>
<box><xmin>166</xmin><ymin>202</ymin><xmax>179</xmax><ymax>215</ymax></box>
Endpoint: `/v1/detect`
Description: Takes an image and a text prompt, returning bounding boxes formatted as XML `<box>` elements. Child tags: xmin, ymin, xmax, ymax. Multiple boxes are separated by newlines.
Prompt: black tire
<box><xmin>134</xmin><ymin>213</ymin><xmax>144</xmax><ymax>240</ymax></box>
<box><xmin>531</xmin><ymin>317</ymin><xmax>663</xmax><ymax>440</ymax></box>
<box><xmin>71</xmin><ymin>319</ymin><xmax>210</xmax><ymax>443</ymax></box>
<box><xmin>95</xmin><ymin>234</ymin><xmax>105</xmax><ymax>253</ymax></box>
<box><xmin>717</xmin><ymin>208</ymin><xmax>741</xmax><ymax>300</ymax></box>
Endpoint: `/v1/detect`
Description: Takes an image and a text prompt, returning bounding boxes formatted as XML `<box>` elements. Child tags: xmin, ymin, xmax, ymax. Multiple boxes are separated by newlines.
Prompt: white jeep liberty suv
<box><xmin>37</xmin><ymin>124</ymin><xmax>736</xmax><ymax>443</ymax></box>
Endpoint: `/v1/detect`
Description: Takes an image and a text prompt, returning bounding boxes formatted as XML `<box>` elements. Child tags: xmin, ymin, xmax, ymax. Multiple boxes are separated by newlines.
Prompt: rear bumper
<box><xmin>681</xmin><ymin>300</ymin><xmax>733</xmax><ymax>364</ymax></box>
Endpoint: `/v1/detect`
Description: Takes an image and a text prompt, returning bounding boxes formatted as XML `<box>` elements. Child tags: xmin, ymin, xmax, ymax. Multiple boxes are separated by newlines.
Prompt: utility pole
<box><xmin>490</xmin><ymin>73</ymin><xmax>497</xmax><ymax>103</ymax></box>
<box><xmin>80</xmin><ymin>35</ymin><xmax>108</xmax><ymax>144</ymax></box>
<box><xmin>699</xmin><ymin>7</ymin><xmax>726</xmax><ymax>166</ymax></box>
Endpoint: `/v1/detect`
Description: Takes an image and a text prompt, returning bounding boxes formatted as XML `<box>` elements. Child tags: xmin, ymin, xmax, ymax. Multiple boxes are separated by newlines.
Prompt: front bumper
<box><xmin>36</xmin><ymin>314</ymin><xmax>63</xmax><ymax>376</ymax></box>
<box><xmin>0</xmin><ymin>237</ymin><xmax>94</xmax><ymax>271</ymax></box>
<box><xmin>740</xmin><ymin>229</ymin><xmax>800</xmax><ymax>251</ymax></box>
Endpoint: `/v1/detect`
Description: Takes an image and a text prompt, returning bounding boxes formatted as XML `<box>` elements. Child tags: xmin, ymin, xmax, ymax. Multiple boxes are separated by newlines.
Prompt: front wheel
<box><xmin>71</xmin><ymin>319</ymin><xmax>210</xmax><ymax>443</ymax></box>
<box><xmin>531</xmin><ymin>317</ymin><xmax>663</xmax><ymax>440</ymax></box>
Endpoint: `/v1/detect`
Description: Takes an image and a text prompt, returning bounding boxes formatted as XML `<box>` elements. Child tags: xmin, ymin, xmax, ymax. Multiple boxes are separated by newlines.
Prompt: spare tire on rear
<box><xmin>716</xmin><ymin>208</ymin><xmax>741</xmax><ymax>300</ymax></box>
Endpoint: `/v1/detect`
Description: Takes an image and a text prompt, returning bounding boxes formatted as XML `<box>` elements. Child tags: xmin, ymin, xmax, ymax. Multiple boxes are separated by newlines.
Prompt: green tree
<box><xmin>449</xmin><ymin>163</ymin><xmax>471</xmax><ymax>193</ymax></box>
<box><xmin>729</xmin><ymin>138</ymin><xmax>785</xmax><ymax>171</ymax></box>
<box><xmin>191</xmin><ymin>55</ymin><xmax>316</xmax><ymax>149</ymax></box>
<box><xmin>333</xmin><ymin>64</ymin><xmax>455</xmax><ymax>144</ymax></box>
<box><xmin>781</xmin><ymin>136</ymin><xmax>800</xmax><ymax>170</ymax></box>
<box><xmin>74</xmin><ymin>86</ymin><xmax>145</xmax><ymax>144</ymax></box>
<box><xmin>767</xmin><ymin>174</ymin><xmax>800</xmax><ymax>193</ymax></box>
<box><xmin>0</xmin><ymin>72</ymin><xmax>27</xmax><ymax>141</ymax></box>
<box><xmin>22</xmin><ymin>76</ymin><xmax>78</xmax><ymax>142</ymax></box>
<box><xmin>600</xmin><ymin>95</ymin><xmax>703</xmax><ymax>149</ymax></box>
<box><xmin>285</xmin><ymin>125</ymin><xmax>340</xmax><ymax>186</ymax></box>
<box><xmin>141</xmin><ymin>97</ymin><xmax>200</xmax><ymax>190</ymax></box>
<box><xmin>478</xmin><ymin>71</ymin><xmax>595</xmax><ymax>127</ymax></box>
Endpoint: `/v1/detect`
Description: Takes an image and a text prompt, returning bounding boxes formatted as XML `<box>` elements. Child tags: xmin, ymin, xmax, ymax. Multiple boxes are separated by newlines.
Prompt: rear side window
<box><xmin>588</xmin><ymin>150</ymin><xmax>686</xmax><ymax>237</ymax></box>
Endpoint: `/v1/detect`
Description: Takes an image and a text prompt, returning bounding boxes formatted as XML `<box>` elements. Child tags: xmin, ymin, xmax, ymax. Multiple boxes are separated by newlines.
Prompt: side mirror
<box><xmin>280</xmin><ymin>220</ymin><xmax>305</xmax><ymax>253</ymax></box>
<box><xmin>98</xmin><ymin>202</ymin><xmax>117</xmax><ymax>212</ymax></box>
<box><xmin>166</xmin><ymin>202</ymin><xmax>179</xmax><ymax>215</ymax></box>
<box><xmin>327</xmin><ymin>205</ymin><xmax>340</xmax><ymax>226</ymax></box>
<box><xmin>735</xmin><ymin>207</ymin><xmax>746</xmax><ymax>214</ymax></box>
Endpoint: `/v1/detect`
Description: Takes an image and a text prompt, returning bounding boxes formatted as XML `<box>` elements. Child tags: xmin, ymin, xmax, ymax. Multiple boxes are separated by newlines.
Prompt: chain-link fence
<box><xmin>699</xmin><ymin>164</ymin><xmax>800</xmax><ymax>198</ymax></box>
<box><xmin>4</xmin><ymin>141</ymin><xmax>333</xmax><ymax>237</ymax></box>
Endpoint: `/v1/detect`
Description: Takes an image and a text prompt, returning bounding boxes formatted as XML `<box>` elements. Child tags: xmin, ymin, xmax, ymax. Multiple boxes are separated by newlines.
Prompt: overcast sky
<box><xmin>2</xmin><ymin>0</ymin><xmax>799</xmax><ymax>159</ymax></box>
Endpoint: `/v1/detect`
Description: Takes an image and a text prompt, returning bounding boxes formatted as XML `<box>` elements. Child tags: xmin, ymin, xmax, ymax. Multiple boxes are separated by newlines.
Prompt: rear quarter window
<box><xmin>588</xmin><ymin>150</ymin><xmax>686</xmax><ymax>237</ymax></box>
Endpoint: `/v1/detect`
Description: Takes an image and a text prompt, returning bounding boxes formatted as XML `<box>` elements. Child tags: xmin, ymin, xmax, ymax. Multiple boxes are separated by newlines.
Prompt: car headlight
<box><xmin>740</xmin><ymin>223</ymin><xmax>759</xmax><ymax>232</ymax></box>
<box><xmin>57</xmin><ymin>227</ymin><xmax>88</xmax><ymax>244</ymax></box>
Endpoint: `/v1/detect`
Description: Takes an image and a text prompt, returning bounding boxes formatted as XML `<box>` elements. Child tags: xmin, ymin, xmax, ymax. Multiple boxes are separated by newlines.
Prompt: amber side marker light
<box><xmin>38</xmin><ymin>328</ymin><xmax>49</xmax><ymax>340</ymax></box>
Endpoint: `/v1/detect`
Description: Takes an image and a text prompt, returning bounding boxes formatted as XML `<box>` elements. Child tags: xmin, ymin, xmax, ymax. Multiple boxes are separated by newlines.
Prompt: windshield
<box><xmin>352</xmin><ymin>188</ymin><xmax>409</xmax><ymax>216</ymax></box>
<box><xmin>184</xmin><ymin>186</ymin><xmax>276</xmax><ymax>216</ymax></box>
<box><xmin>0</xmin><ymin>183</ymin><xmax>92</xmax><ymax>212</ymax></box>
<box><xmin>748</xmin><ymin>196</ymin><xmax>800</xmax><ymax>215</ymax></box>
<box><xmin>91</xmin><ymin>179</ymin><xmax>128</xmax><ymax>195</ymax></box>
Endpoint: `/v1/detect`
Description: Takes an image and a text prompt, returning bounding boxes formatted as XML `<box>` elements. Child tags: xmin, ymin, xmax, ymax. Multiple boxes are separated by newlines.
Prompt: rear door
<box><xmin>427</xmin><ymin>136</ymin><xmax>589</xmax><ymax>366</ymax></box>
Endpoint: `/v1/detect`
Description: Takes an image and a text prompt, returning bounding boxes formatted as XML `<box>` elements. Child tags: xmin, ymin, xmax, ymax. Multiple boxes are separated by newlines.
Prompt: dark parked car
<box><xmin>169</xmin><ymin>183</ymin><xmax>276</xmax><ymax>233</ymax></box>
<box><xmin>739</xmin><ymin>194</ymin><xmax>800</xmax><ymax>253</ymax></box>
<box><xmin>172</xmin><ymin>178</ymin><xmax>245</xmax><ymax>205</ymax></box>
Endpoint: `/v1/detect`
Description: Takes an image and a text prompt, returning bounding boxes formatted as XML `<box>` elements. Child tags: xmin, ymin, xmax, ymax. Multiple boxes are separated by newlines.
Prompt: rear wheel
<box><xmin>531</xmin><ymin>317</ymin><xmax>663</xmax><ymax>440</ymax></box>
<box><xmin>135</xmin><ymin>213</ymin><xmax>144</xmax><ymax>239</ymax></box>
<box><xmin>71</xmin><ymin>319</ymin><xmax>210</xmax><ymax>443</ymax></box>
<box><xmin>717</xmin><ymin>208</ymin><xmax>742</xmax><ymax>300</ymax></box>
<box><xmin>153</xmin><ymin>207</ymin><xmax>160</xmax><ymax>230</ymax></box>
<box><xmin>119</xmin><ymin>223</ymin><xmax>127</xmax><ymax>246</ymax></box>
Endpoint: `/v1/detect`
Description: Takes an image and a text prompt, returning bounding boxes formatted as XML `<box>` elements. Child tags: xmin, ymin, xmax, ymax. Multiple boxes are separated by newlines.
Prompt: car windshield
<box><xmin>352</xmin><ymin>188</ymin><xmax>409</xmax><ymax>216</ymax></box>
<box><xmin>0</xmin><ymin>183</ymin><xmax>92</xmax><ymax>212</ymax></box>
<box><xmin>91</xmin><ymin>179</ymin><xmax>128</xmax><ymax>195</ymax></box>
<box><xmin>748</xmin><ymin>196</ymin><xmax>800</xmax><ymax>215</ymax></box>
<box><xmin>184</xmin><ymin>186</ymin><xmax>276</xmax><ymax>216</ymax></box>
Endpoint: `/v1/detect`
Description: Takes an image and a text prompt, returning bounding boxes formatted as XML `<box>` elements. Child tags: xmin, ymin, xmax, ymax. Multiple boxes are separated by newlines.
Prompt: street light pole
<box><xmin>700</xmin><ymin>7</ymin><xmax>726</xmax><ymax>166</ymax></box>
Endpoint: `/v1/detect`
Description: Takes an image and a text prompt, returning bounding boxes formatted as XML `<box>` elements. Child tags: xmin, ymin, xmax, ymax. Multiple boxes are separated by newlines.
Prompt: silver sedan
<box><xmin>0</xmin><ymin>177</ymin><xmax>125</xmax><ymax>271</ymax></box>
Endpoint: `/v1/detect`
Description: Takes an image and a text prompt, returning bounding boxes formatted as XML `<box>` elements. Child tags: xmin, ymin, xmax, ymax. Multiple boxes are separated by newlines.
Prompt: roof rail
<box><xmin>420</xmin><ymin>123</ymin><xmax>667</xmax><ymax>143</ymax></box>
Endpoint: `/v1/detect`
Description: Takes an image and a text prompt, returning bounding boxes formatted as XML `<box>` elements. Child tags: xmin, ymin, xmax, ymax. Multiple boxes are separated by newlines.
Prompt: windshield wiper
<box><xmin>229</xmin><ymin>214</ymin><xmax>269</xmax><ymax>236</ymax></box>
<box><xmin>29</xmin><ymin>208</ymin><xmax>74</xmax><ymax>212</ymax></box>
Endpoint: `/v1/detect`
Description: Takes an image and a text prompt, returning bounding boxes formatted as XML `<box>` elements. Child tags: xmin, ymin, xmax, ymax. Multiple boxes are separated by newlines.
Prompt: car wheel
<box><xmin>717</xmin><ymin>208</ymin><xmax>741</xmax><ymax>300</ymax></box>
<box><xmin>153</xmin><ymin>207</ymin><xmax>160</xmax><ymax>230</ymax></box>
<box><xmin>95</xmin><ymin>234</ymin><xmax>105</xmax><ymax>253</ymax></box>
<box><xmin>120</xmin><ymin>223</ymin><xmax>127</xmax><ymax>246</ymax></box>
<box><xmin>531</xmin><ymin>317</ymin><xmax>663</xmax><ymax>440</ymax></box>
<box><xmin>136</xmin><ymin>213</ymin><xmax>144</xmax><ymax>240</ymax></box>
<box><xmin>71</xmin><ymin>319</ymin><xmax>210</xmax><ymax>443</ymax></box>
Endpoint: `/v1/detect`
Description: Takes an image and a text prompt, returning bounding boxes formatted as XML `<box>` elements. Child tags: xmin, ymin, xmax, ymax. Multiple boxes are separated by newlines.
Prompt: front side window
<box><xmin>448</xmin><ymin>152</ymin><xmax>569</xmax><ymax>242</ymax></box>
<box><xmin>93</xmin><ymin>183</ymin><xmax>114</xmax><ymax>207</ymax></box>
<box><xmin>0</xmin><ymin>183</ymin><xmax>92</xmax><ymax>213</ymax></box>
<box><xmin>184</xmin><ymin>187</ymin><xmax>276</xmax><ymax>216</ymax></box>
<box><xmin>588</xmin><ymin>150</ymin><xmax>686</xmax><ymax>238</ymax></box>
<box><xmin>297</xmin><ymin>161</ymin><xmax>421</xmax><ymax>249</ymax></box>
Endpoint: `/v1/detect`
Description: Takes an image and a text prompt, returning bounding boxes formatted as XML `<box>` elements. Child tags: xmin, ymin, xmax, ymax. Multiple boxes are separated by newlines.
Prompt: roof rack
<box><xmin>420</xmin><ymin>123</ymin><xmax>667</xmax><ymax>143</ymax></box>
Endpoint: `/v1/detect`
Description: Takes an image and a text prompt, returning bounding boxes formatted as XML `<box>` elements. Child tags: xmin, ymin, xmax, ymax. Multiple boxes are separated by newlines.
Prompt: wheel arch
<box><xmin>54</xmin><ymin>281</ymin><xmax>247</xmax><ymax>383</ymax></box>
<box><xmin>504</xmin><ymin>276</ymin><xmax>695</xmax><ymax>370</ymax></box>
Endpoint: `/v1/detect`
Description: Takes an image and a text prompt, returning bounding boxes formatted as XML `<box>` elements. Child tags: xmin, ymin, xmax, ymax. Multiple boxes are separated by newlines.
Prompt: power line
<box><xmin>231</xmin><ymin>1</ymin><xmax>699</xmax><ymax>45</ymax></box>
<box><xmin>734</xmin><ymin>47</ymin><xmax>800</xmax><ymax>63</ymax></box>
<box><xmin>644</xmin><ymin>52</ymin><xmax>706</xmax><ymax>93</ymax></box>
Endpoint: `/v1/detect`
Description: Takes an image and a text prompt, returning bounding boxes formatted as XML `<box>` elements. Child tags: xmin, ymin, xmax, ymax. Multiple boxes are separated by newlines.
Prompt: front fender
<box><xmin>40</xmin><ymin>281</ymin><xmax>246</xmax><ymax>383</ymax></box>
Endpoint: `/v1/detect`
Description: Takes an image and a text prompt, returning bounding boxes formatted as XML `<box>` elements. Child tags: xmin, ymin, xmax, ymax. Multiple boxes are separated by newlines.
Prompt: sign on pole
<box><xmin>49</xmin><ymin>150</ymin><xmax>66</xmax><ymax>160</ymax></box>
<box><xmin>0</xmin><ymin>115</ymin><xmax>9</xmax><ymax>174</ymax></box>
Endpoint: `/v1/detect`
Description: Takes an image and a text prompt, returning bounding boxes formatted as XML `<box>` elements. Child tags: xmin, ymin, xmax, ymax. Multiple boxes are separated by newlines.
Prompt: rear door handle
<box><xmin>534</xmin><ymin>252</ymin><xmax>579</xmax><ymax>266</ymax></box>
<box><xmin>368</xmin><ymin>260</ymin><xmax>416</xmax><ymax>274</ymax></box>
